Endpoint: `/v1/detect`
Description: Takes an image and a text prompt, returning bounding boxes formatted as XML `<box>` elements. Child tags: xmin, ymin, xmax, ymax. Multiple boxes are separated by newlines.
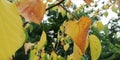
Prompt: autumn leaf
<box><xmin>65</xmin><ymin>16</ymin><xmax>92</xmax><ymax>53</ymax></box>
<box><xmin>37</xmin><ymin>31</ymin><xmax>47</xmax><ymax>51</ymax></box>
<box><xmin>84</xmin><ymin>0</ymin><xmax>92</xmax><ymax>5</ymax></box>
<box><xmin>51</xmin><ymin>51</ymin><xmax>57</xmax><ymax>60</ymax></box>
<box><xmin>30</xmin><ymin>49</ymin><xmax>39</xmax><ymax>60</ymax></box>
<box><xmin>0</xmin><ymin>0</ymin><xmax>25</xmax><ymax>60</ymax></box>
<box><xmin>59</xmin><ymin>7</ymin><xmax>66</xmax><ymax>17</ymax></box>
<box><xmin>85</xmin><ymin>36</ymin><xmax>89</xmax><ymax>51</ymax></box>
<box><xmin>93</xmin><ymin>9</ymin><xmax>99</xmax><ymax>17</ymax></box>
<box><xmin>93</xmin><ymin>21</ymin><xmax>104</xmax><ymax>31</ymax></box>
<box><xmin>89</xmin><ymin>34</ymin><xmax>102</xmax><ymax>60</ymax></box>
<box><xmin>65</xmin><ymin>0</ymin><xmax>72</xmax><ymax>8</ymax></box>
<box><xmin>67</xmin><ymin>54</ymin><xmax>73</xmax><ymax>60</ymax></box>
<box><xmin>16</xmin><ymin>0</ymin><xmax>46</xmax><ymax>24</ymax></box>
<box><xmin>64</xmin><ymin>44</ymin><xmax>69</xmax><ymax>51</ymax></box>
<box><xmin>73</xmin><ymin>43</ymin><xmax>83</xmax><ymax>60</ymax></box>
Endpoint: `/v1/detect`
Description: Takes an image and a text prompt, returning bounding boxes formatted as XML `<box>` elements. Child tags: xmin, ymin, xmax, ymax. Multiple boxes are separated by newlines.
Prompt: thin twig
<box><xmin>59</xmin><ymin>4</ymin><xmax>78</xmax><ymax>20</ymax></box>
<box><xmin>46</xmin><ymin>0</ymin><xmax>65</xmax><ymax>10</ymax></box>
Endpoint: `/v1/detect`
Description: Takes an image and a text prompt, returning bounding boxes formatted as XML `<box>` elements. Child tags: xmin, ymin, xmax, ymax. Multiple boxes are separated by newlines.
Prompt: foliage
<box><xmin>0</xmin><ymin>0</ymin><xmax>120</xmax><ymax>60</ymax></box>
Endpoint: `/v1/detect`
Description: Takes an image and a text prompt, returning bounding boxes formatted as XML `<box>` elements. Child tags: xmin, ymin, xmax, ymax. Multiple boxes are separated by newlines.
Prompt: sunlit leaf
<box><xmin>67</xmin><ymin>13</ymin><xmax>71</xmax><ymax>19</ymax></box>
<box><xmin>89</xmin><ymin>34</ymin><xmax>102</xmax><ymax>60</ymax></box>
<box><xmin>52</xmin><ymin>6</ymin><xmax>58</xmax><ymax>11</ymax></box>
<box><xmin>84</xmin><ymin>0</ymin><xmax>92</xmax><ymax>5</ymax></box>
<box><xmin>93</xmin><ymin>9</ymin><xmax>99</xmax><ymax>17</ymax></box>
<box><xmin>111</xmin><ymin>4</ymin><xmax>118</xmax><ymax>13</ymax></box>
<box><xmin>64</xmin><ymin>44</ymin><xmax>69</xmax><ymax>51</ymax></box>
<box><xmin>102</xmin><ymin>4</ymin><xmax>110</xmax><ymax>10</ymax></box>
<box><xmin>30</xmin><ymin>49</ymin><xmax>38</xmax><ymax>60</ymax></box>
<box><xmin>42</xmin><ymin>53</ymin><xmax>52</xmax><ymax>60</ymax></box>
<box><xmin>103</xmin><ymin>11</ymin><xmax>108</xmax><ymax>17</ymax></box>
<box><xmin>16</xmin><ymin>0</ymin><xmax>46</xmax><ymax>24</ymax></box>
<box><xmin>85</xmin><ymin>36</ymin><xmax>89</xmax><ymax>51</ymax></box>
<box><xmin>0</xmin><ymin>0</ymin><xmax>25</xmax><ymax>60</ymax></box>
<box><xmin>59</xmin><ymin>7</ymin><xmax>66</xmax><ymax>17</ymax></box>
<box><xmin>65</xmin><ymin>16</ymin><xmax>92</xmax><ymax>53</ymax></box>
<box><xmin>73</xmin><ymin>43</ymin><xmax>83</xmax><ymax>60</ymax></box>
<box><xmin>41</xmin><ymin>52</ymin><xmax>46</xmax><ymax>58</ymax></box>
<box><xmin>60</xmin><ymin>25</ymin><xmax>65</xmax><ymax>32</ymax></box>
<box><xmin>51</xmin><ymin>51</ymin><xmax>57</xmax><ymax>60</ymax></box>
<box><xmin>65</xmin><ymin>0</ymin><xmax>72</xmax><ymax>8</ymax></box>
<box><xmin>93</xmin><ymin>21</ymin><xmax>104</xmax><ymax>31</ymax></box>
<box><xmin>57</xmin><ymin>55</ymin><xmax>64</xmax><ymax>60</ymax></box>
<box><xmin>37</xmin><ymin>31</ymin><xmax>47</xmax><ymax>51</ymax></box>
<box><xmin>67</xmin><ymin>54</ymin><xmax>73</xmax><ymax>60</ymax></box>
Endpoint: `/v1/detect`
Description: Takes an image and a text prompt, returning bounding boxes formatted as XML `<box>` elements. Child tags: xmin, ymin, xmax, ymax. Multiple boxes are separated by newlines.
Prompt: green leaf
<box><xmin>103</xmin><ymin>11</ymin><xmax>108</xmax><ymax>17</ymax></box>
<box><xmin>103</xmin><ymin>25</ymin><xmax>109</xmax><ymax>36</ymax></box>
<box><xmin>111</xmin><ymin>5</ymin><xmax>118</xmax><ymax>13</ymax></box>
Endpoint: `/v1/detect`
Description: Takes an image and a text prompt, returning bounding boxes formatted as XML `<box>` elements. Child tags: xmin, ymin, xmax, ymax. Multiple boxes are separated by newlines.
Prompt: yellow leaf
<box><xmin>102</xmin><ymin>4</ymin><xmax>110</xmax><ymax>10</ymax></box>
<box><xmin>93</xmin><ymin>21</ymin><xmax>104</xmax><ymax>31</ymax></box>
<box><xmin>41</xmin><ymin>52</ymin><xmax>46</xmax><ymax>58</ymax></box>
<box><xmin>67</xmin><ymin>13</ymin><xmax>71</xmax><ymax>19</ymax></box>
<box><xmin>51</xmin><ymin>51</ymin><xmax>57</xmax><ymax>60</ymax></box>
<box><xmin>64</xmin><ymin>44</ymin><xmax>69</xmax><ymax>51</ymax></box>
<box><xmin>65</xmin><ymin>16</ymin><xmax>92</xmax><ymax>53</ymax></box>
<box><xmin>0</xmin><ymin>0</ymin><xmax>25</xmax><ymax>60</ymax></box>
<box><xmin>16</xmin><ymin>0</ymin><xmax>46</xmax><ymax>24</ymax></box>
<box><xmin>93</xmin><ymin>9</ymin><xmax>99</xmax><ymax>17</ymax></box>
<box><xmin>85</xmin><ymin>36</ymin><xmax>89</xmax><ymax>51</ymax></box>
<box><xmin>30</xmin><ymin>49</ymin><xmax>39</xmax><ymax>60</ymax></box>
<box><xmin>59</xmin><ymin>7</ymin><xmax>66</xmax><ymax>17</ymax></box>
<box><xmin>73</xmin><ymin>43</ymin><xmax>82</xmax><ymax>60</ymax></box>
<box><xmin>67</xmin><ymin>54</ymin><xmax>73</xmax><ymax>60</ymax></box>
<box><xmin>37</xmin><ymin>31</ymin><xmax>47</xmax><ymax>51</ymax></box>
<box><xmin>65</xmin><ymin>0</ymin><xmax>72</xmax><ymax>8</ymax></box>
<box><xmin>52</xmin><ymin>6</ymin><xmax>58</xmax><ymax>11</ymax></box>
<box><xmin>57</xmin><ymin>55</ymin><xmax>64</xmax><ymax>60</ymax></box>
<box><xmin>89</xmin><ymin>34</ymin><xmax>102</xmax><ymax>60</ymax></box>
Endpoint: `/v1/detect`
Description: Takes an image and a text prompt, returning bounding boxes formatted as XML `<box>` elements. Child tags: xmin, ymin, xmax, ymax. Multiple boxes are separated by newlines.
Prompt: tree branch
<box><xmin>46</xmin><ymin>0</ymin><xmax>65</xmax><ymax>10</ymax></box>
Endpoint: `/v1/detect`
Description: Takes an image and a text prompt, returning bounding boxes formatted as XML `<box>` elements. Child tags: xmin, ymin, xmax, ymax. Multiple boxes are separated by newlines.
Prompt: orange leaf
<box><xmin>65</xmin><ymin>16</ymin><xmax>92</xmax><ymax>53</ymax></box>
<box><xmin>16</xmin><ymin>0</ymin><xmax>46</xmax><ymax>24</ymax></box>
<box><xmin>84</xmin><ymin>0</ymin><xmax>92</xmax><ymax>5</ymax></box>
